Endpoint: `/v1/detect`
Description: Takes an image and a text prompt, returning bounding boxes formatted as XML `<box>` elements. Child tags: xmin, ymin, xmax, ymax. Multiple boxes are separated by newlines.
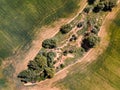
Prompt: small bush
<box><xmin>84</xmin><ymin>7</ymin><xmax>91</xmax><ymax>13</ymax></box>
<box><xmin>47</xmin><ymin>52</ymin><xmax>56</xmax><ymax>67</ymax></box>
<box><xmin>63</xmin><ymin>50</ymin><xmax>68</xmax><ymax>56</ymax></box>
<box><xmin>93</xmin><ymin>1</ymin><xmax>116</xmax><ymax>13</ymax></box>
<box><xmin>77</xmin><ymin>22</ymin><xmax>83</xmax><ymax>28</ymax></box>
<box><xmin>60</xmin><ymin>64</ymin><xmax>65</xmax><ymax>69</ymax></box>
<box><xmin>42</xmin><ymin>39</ymin><xmax>57</xmax><ymax>49</ymax></box>
<box><xmin>91</xmin><ymin>28</ymin><xmax>99</xmax><ymax>34</ymax></box>
<box><xmin>87</xmin><ymin>0</ymin><xmax>96</xmax><ymax>5</ymax></box>
<box><xmin>69</xmin><ymin>35</ymin><xmax>77</xmax><ymax>41</ymax></box>
<box><xmin>69</xmin><ymin>49</ymin><xmax>74</xmax><ymax>53</ymax></box>
<box><xmin>81</xmin><ymin>33</ymin><xmax>100</xmax><ymax>51</ymax></box>
<box><xmin>44</xmin><ymin>68</ymin><xmax>55</xmax><ymax>78</ymax></box>
<box><xmin>60</xmin><ymin>24</ymin><xmax>72</xmax><ymax>34</ymax></box>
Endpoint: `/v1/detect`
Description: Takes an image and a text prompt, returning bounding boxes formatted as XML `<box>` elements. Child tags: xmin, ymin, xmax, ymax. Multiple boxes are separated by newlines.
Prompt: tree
<box><xmin>18</xmin><ymin>69</ymin><xmax>37</xmax><ymax>83</ymax></box>
<box><xmin>77</xmin><ymin>22</ymin><xmax>83</xmax><ymax>28</ymax></box>
<box><xmin>83</xmin><ymin>7</ymin><xmax>91</xmax><ymax>14</ymax></box>
<box><xmin>93</xmin><ymin>1</ymin><xmax>116</xmax><ymax>13</ymax></box>
<box><xmin>18</xmin><ymin>54</ymin><xmax>55</xmax><ymax>83</ymax></box>
<box><xmin>103</xmin><ymin>1</ymin><xmax>116</xmax><ymax>11</ymax></box>
<box><xmin>44</xmin><ymin>68</ymin><xmax>55</xmax><ymax>78</ymax></box>
<box><xmin>81</xmin><ymin>33</ymin><xmax>100</xmax><ymax>51</ymax></box>
<box><xmin>60</xmin><ymin>64</ymin><xmax>65</xmax><ymax>69</ymax></box>
<box><xmin>87</xmin><ymin>0</ymin><xmax>96</xmax><ymax>5</ymax></box>
<box><xmin>47</xmin><ymin>52</ymin><xmax>56</xmax><ymax>67</ymax></box>
<box><xmin>91</xmin><ymin>26</ymin><xmax>100</xmax><ymax>34</ymax></box>
<box><xmin>98</xmin><ymin>2</ymin><xmax>105</xmax><ymax>10</ymax></box>
<box><xmin>34</xmin><ymin>55</ymin><xmax>47</xmax><ymax>68</ymax></box>
<box><xmin>42</xmin><ymin>39</ymin><xmax>57</xmax><ymax>49</ymax></box>
<box><xmin>60</xmin><ymin>24</ymin><xmax>72</xmax><ymax>34</ymax></box>
<box><xmin>28</xmin><ymin>60</ymin><xmax>39</xmax><ymax>70</ymax></box>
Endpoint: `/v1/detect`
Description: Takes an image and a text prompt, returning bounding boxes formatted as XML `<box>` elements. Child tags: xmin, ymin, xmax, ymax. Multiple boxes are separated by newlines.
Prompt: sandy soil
<box><xmin>18</xmin><ymin>2</ymin><xmax>120</xmax><ymax>90</ymax></box>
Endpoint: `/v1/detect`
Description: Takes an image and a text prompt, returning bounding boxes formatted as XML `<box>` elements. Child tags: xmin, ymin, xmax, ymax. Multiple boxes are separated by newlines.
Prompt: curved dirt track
<box><xmin>19</xmin><ymin>2</ymin><xmax>120</xmax><ymax>90</ymax></box>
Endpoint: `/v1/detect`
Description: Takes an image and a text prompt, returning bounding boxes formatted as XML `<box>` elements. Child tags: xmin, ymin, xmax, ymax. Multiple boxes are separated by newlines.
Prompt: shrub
<box><xmin>18</xmin><ymin>69</ymin><xmax>37</xmax><ymax>83</ymax></box>
<box><xmin>42</xmin><ymin>39</ymin><xmax>57</xmax><ymax>49</ymax></box>
<box><xmin>44</xmin><ymin>68</ymin><xmax>55</xmax><ymax>78</ymax></box>
<box><xmin>69</xmin><ymin>49</ymin><xmax>74</xmax><ymax>53</ymax></box>
<box><xmin>87</xmin><ymin>0</ymin><xmax>96</xmax><ymax>5</ymax></box>
<box><xmin>63</xmin><ymin>50</ymin><xmax>68</xmax><ymax>56</ymax></box>
<box><xmin>60</xmin><ymin>64</ymin><xmax>65</xmax><ymax>69</ymax></box>
<box><xmin>47</xmin><ymin>52</ymin><xmax>56</xmax><ymax>59</ymax></box>
<box><xmin>34</xmin><ymin>55</ymin><xmax>48</xmax><ymax>68</ymax></box>
<box><xmin>91</xmin><ymin>27</ymin><xmax>100</xmax><ymax>34</ymax></box>
<box><xmin>93</xmin><ymin>1</ymin><xmax>116</xmax><ymax>13</ymax></box>
<box><xmin>60</xmin><ymin>24</ymin><xmax>72</xmax><ymax>34</ymax></box>
<box><xmin>18</xmin><ymin>54</ymin><xmax>55</xmax><ymax>83</ymax></box>
<box><xmin>69</xmin><ymin>35</ymin><xmax>77</xmax><ymax>41</ymax></box>
<box><xmin>81</xmin><ymin>33</ymin><xmax>100</xmax><ymax>51</ymax></box>
<box><xmin>83</xmin><ymin>7</ymin><xmax>91</xmax><ymax>13</ymax></box>
<box><xmin>47</xmin><ymin>52</ymin><xmax>56</xmax><ymax>67</ymax></box>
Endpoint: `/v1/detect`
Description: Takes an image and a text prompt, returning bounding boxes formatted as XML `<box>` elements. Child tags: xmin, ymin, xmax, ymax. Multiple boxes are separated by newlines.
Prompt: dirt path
<box><xmin>19</xmin><ymin>2</ymin><xmax>120</xmax><ymax>90</ymax></box>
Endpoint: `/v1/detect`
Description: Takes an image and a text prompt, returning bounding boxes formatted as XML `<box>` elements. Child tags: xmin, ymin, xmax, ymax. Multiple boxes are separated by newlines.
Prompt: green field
<box><xmin>0</xmin><ymin>0</ymin><xmax>80</xmax><ymax>61</ymax></box>
<box><xmin>56</xmin><ymin>10</ymin><xmax>120</xmax><ymax>90</ymax></box>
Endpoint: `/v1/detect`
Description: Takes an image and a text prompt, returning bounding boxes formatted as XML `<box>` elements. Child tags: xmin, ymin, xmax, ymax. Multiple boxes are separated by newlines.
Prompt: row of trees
<box><xmin>18</xmin><ymin>52</ymin><xmax>56</xmax><ymax>83</ymax></box>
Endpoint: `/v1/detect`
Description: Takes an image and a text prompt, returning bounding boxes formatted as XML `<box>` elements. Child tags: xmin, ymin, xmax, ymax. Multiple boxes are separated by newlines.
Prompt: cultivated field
<box><xmin>1</xmin><ymin>0</ymin><xmax>120</xmax><ymax>90</ymax></box>
<box><xmin>0</xmin><ymin>0</ymin><xmax>81</xmax><ymax>89</ymax></box>
<box><xmin>56</xmin><ymin>7</ymin><xmax>120</xmax><ymax>90</ymax></box>
<box><xmin>0</xmin><ymin>0</ymin><xmax>80</xmax><ymax>61</ymax></box>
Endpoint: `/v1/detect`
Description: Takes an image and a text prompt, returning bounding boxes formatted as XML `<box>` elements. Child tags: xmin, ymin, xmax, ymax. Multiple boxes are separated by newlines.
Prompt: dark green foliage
<box><xmin>91</xmin><ymin>26</ymin><xmax>100</xmax><ymax>34</ymax></box>
<box><xmin>28</xmin><ymin>55</ymin><xmax>48</xmax><ymax>70</ymax></box>
<box><xmin>68</xmin><ymin>49</ymin><xmax>74</xmax><ymax>53</ymax></box>
<box><xmin>63</xmin><ymin>50</ymin><xmax>68</xmax><ymax>56</ymax></box>
<box><xmin>47</xmin><ymin>52</ymin><xmax>56</xmax><ymax>67</ymax></box>
<box><xmin>44</xmin><ymin>68</ymin><xmax>55</xmax><ymax>78</ymax></box>
<box><xmin>81</xmin><ymin>33</ymin><xmax>100</xmax><ymax>51</ymax></box>
<box><xmin>60</xmin><ymin>64</ymin><xmax>65</xmax><ymax>69</ymax></box>
<box><xmin>87</xmin><ymin>0</ymin><xmax>96</xmax><ymax>5</ymax></box>
<box><xmin>41</xmin><ymin>51</ymin><xmax>48</xmax><ymax>57</ymax></box>
<box><xmin>77</xmin><ymin>22</ymin><xmax>83</xmax><ymax>27</ymax></box>
<box><xmin>47</xmin><ymin>52</ymin><xmax>56</xmax><ymax>59</ymax></box>
<box><xmin>83</xmin><ymin>7</ymin><xmax>91</xmax><ymax>13</ymax></box>
<box><xmin>102</xmin><ymin>1</ymin><xmax>116</xmax><ymax>11</ymax></box>
<box><xmin>91</xmin><ymin>28</ymin><xmax>99</xmax><ymax>34</ymax></box>
<box><xmin>93</xmin><ymin>2</ymin><xmax>104</xmax><ymax>13</ymax></box>
<box><xmin>69</xmin><ymin>34</ymin><xmax>77</xmax><ymax>42</ymax></box>
<box><xmin>28</xmin><ymin>60</ymin><xmax>39</xmax><ymax>70</ymax></box>
<box><xmin>60</xmin><ymin>24</ymin><xmax>72</xmax><ymax>34</ymax></box>
<box><xmin>18</xmin><ymin>55</ymin><xmax>55</xmax><ymax>83</ymax></box>
<box><xmin>42</xmin><ymin>39</ymin><xmax>57</xmax><ymax>49</ymax></box>
<box><xmin>18</xmin><ymin>69</ymin><xmax>38</xmax><ymax>83</ymax></box>
<box><xmin>93</xmin><ymin>0</ymin><xmax>116</xmax><ymax>13</ymax></box>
